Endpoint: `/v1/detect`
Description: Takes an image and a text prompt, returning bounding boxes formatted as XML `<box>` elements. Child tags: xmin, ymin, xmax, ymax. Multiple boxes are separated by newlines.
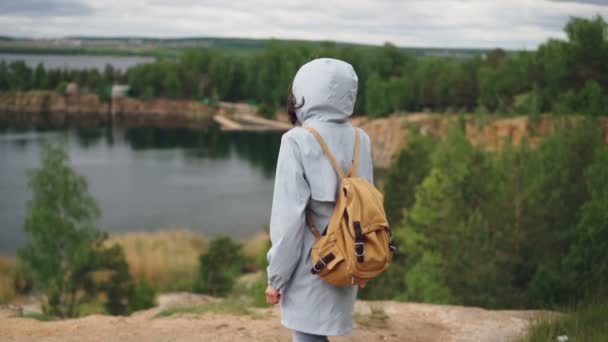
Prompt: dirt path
<box><xmin>0</xmin><ymin>293</ymin><xmax>555</xmax><ymax>342</ymax></box>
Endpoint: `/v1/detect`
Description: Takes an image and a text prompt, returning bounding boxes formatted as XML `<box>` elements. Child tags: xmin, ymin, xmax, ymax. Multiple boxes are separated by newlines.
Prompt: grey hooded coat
<box><xmin>266</xmin><ymin>58</ymin><xmax>374</xmax><ymax>336</ymax></box>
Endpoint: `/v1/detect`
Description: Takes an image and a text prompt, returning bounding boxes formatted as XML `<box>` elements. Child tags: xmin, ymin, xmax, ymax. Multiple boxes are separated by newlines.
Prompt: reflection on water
<box><xmin>123</xmin><ymin>127</ymin><xmax>281</xmax><ymax>178</ymax></box>
<box><xmin>0</xmin><ymin>126</ymin><xmax>282</xmax><ymax>255</ymax></box>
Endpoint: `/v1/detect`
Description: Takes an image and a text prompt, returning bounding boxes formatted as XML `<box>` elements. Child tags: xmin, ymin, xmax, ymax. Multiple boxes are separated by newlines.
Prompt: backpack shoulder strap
<box><xmin>305</xmin><ymin>126</ymin><xmax>346</xmax><ymax>179</ymax></box>
<box><xmin>303</xmin><ymin>126</ymin><xmax>361</xmax><ymax>240</ymax></box>
<box><xmin>304</xmin><ymin>126</ymin><xmax>361</xmax><ymax>179</ymax></box>
<box><xmin>347</xmin><ymin>128</ymin><xmax>361</xmax><ymax>178</ymax></box>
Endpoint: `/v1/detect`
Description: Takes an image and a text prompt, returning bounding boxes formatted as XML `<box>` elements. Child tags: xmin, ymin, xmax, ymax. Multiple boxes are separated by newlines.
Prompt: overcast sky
<box><xmin>1</xmin><ymin>0</ymin><xmax>607</xmax><ymax>49</ymax></box>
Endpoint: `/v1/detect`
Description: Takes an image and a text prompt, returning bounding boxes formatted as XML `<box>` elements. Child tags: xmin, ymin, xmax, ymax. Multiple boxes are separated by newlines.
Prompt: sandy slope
<box><xmin>0</xmin><ymin>293</ymin><xmax>555</xmax><ymax>342</ymax></box>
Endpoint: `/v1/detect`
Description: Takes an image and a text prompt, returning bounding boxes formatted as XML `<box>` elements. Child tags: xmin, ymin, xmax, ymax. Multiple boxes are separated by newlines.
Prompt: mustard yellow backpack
<box><xmin>305</xmin><ymin>127</ymin><xmax>396</xmax><ymax>287</ymax></box>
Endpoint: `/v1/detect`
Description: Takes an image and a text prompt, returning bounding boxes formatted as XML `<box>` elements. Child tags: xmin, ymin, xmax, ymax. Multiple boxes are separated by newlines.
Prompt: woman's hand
<box><xmin>265</xmin><ymin>286</ymin><xmax>281</xmax><ymax>305</ymax></box>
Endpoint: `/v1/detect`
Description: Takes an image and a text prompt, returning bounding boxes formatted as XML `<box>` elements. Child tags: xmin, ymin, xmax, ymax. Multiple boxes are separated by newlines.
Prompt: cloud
<box><xmin>549</xmin><ymin>0</ymin><xmax>608</xmax><ymax>6</ymax></box>
<box><xmin>0</xmin><ymin>0</ymin><xmax>607</xmax><ymax>48</ymax></box>
<box><xmin>0</xmin><ymin>0</ymin><xmax>94</xmax><ymax>16</ymax></box>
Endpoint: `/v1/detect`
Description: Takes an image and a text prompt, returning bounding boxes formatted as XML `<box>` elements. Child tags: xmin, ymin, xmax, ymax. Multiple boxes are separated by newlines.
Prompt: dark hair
<box><xmin>287</xmin><ymin>86</ymin><xmax>305</xmax><ymax>125</ymax></box>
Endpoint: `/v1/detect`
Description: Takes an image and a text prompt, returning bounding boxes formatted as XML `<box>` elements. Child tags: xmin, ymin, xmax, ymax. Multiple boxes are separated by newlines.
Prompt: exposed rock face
<box><xmin>355</xmin><ymin>114</ymin><xmax>608</xmax><ymax>168</ymax></box>
<box><xmin>110</xmin><ymin>97</ymin><xmax>213</xmax><ymax>128</ymax></box>
<box><xmin>0</xmin><ymin>91</ymin><xmax>214</xmax><ymax>128</ymax></box>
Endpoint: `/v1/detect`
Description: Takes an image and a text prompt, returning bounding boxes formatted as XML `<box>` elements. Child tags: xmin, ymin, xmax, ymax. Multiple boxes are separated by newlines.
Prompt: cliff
<box><xmin>355</xmin><ymin>113</ymin><xmax>608</xmax><ymax>168</ymax></box>
<box><xmin>0</xmin><ymin>91</ymin><xmax>215</xmax><ymax>128</ymax></box>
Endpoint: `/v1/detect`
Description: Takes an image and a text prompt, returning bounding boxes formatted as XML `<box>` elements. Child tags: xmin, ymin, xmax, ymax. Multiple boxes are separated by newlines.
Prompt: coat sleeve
<box><xmin>266</xmin><ymin>133</ymin><xmax>310</xmax><ymax>290</ymax></box>
<box><xmin>363</xmin><ymin>130</ymin><xmax>374</xmax><ymax>183</ymax></box>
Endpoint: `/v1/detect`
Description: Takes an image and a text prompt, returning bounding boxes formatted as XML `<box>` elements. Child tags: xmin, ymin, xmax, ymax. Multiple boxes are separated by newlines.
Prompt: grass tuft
<box><xmin>0</xmin><ymin>257</ymin><xmax>17</xmax><ymax>303</ymax></box>
<box><xmin>155</xmin><ymin>299</ymin><xmax>253</xmax><ymax>318</ymax></box>
<box><xmin>355</xmin><ymin>304</ymin><xmax>389</xmax><ymax>329</ymax></box>
<box><xmin>523</xmin><ymin>300</ymin><xmax>608</xmax><ymax>342</ymax></box>
<box><xmin>18</xmin><ymin>312</ymin><xmax>55</xmax><ymax>321</ymax></box>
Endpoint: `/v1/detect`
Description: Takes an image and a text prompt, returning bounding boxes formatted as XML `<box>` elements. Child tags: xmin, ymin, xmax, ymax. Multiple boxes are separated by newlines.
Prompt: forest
<box><xmin>0</xmin><ymin>16</ymin><xmax>606</xmax><ymax>118</ymax></box>
<box><xmin>362</xmin><ymin>118</ymin><xmax>608</xmax><ymax>310</ymax></box>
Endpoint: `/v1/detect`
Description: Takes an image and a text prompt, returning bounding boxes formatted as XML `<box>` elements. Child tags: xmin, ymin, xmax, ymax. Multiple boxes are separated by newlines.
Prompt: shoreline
<box><xmin>0</xmin><ymin>91</ymin><xmax>215</xmax><ymax>129</ymax></box>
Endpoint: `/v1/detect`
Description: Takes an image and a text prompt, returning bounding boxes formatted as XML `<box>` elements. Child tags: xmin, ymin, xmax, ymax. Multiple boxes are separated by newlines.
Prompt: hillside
<box><xmin>0</xmin><ymin>36</ymin><xmax>489</xmax><ymax>57</ymax></box>
<box><xmin>0</xmin><ymin>293</ymin><xmax>556</xmax><ymax>342</ymax></box>
<box><xmin>355</xmin><ymin>114</ymin><xmax>608</xmax><ymax>168</ymax></box>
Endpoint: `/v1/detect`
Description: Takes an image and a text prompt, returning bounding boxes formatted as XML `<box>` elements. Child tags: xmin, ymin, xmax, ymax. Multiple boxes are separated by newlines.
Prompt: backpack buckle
<box><xmin>311</xmin><ymin>253</ymin><xmax>335</xmax><ymax>275</ymax></box>
<box><xmin>312</xmin><ymin>259</ymin><xmax>326</xmax><ymax>273</ymax></box>
<box><xmin>389</xmin><ymin>244</ymin><xmax>397</xmax><ymax>253</ymax></box>
<box><xmin>355</xmin><ymin>242</ymin><xmax>365</xmax><ymax>257</ymax></box>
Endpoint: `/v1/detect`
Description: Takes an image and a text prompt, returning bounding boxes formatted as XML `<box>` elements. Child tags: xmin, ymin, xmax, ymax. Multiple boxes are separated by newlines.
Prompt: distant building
<box><xmin>66</xmin><ymin>82</ymin><xmax>79</xmax><ymax>96</ymax></box>
<box><xmin>111</xmin><ymin>85</ymin><xmax>131</xmax><ymax>98</ymax></box>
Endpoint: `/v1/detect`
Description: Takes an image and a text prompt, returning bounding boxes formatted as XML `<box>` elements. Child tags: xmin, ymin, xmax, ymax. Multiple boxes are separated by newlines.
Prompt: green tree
<box><xmin>398</xmin><ymin>127</ymin><xmax>475</xmax><ymax>303</ymax></box>
<box><xmin>403</xmin><ymin>251</ymin><xmax>453</xmax><ymax>303</ymax></box>
<box><xmin>365</xmin><ymin>73</ymin><xmax>390</xmax><ymax>118</ymax></box>
<box><xmin>33</xmin><ymin>63</ymin><xmax>48</xmax><ymax>89</ymax></box>
<box><xmin>162</xmin><ymin>71</ymin><xmax>181</xmax><ymax>98</ymax></box>
<box><xmin>579</xmin><ymin>80</ymin><xmax>607</xmax><ymax>116</ymax></box>
<box><xmin>396</xmin><ymin>126</ymin><xmax>513</xmax><ymax>307</ymax></box>
<box><xmin>18</xmin><ymin>141</ymin><xmax>135</xmax><ymax>317</ymax></box>
<box><xmin>9</xmin><ymin>60</ymin><xmax>32</xmax><ymax>90</ymax></box>
<box><xmin>565</xmin><ymin>15</ymin><xmax>608</xmax><ymax>88</ymax></box>
<box><xmin>192</xmin><ymin>235</ymin><xmax>245</xmax><ymax>296</ymax></box>
<box><xmin>0</xmin><ymin>61</ymin><xmax>8</xmax><ymax>90</ymax></box>
<box><xmin>523</xmin><ymin>120</ymin><xmax>600</xmax><ymax>305</ymax></box>
<box><xmin>383</xmin><ymin>130</ymin><xmax>437</xmax><ymax>225</ymax></box>
<box><xmin>359</xmin><ymin>131</ymin><xmax>436</xmax><ymax>300</ymax></box>
<box><xmin>387</xmin><ymin>77</ymin><xmax>414</xmax><ymax>112</ymax></box>
<box><xmin>566</xmin><ymin>145</ymin><xmax>608</xmax><ymax>298</ymax></box>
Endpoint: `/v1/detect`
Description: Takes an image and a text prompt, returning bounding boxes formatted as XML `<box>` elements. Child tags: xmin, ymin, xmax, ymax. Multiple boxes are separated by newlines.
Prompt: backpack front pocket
<box><xmin>310</xmin><ymin>237</ymin><xmax>342</xmax><ymax>275</ymax></box>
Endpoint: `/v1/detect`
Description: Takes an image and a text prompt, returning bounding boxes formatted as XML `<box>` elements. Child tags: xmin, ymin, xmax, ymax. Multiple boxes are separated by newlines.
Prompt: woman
<box><xmin>265</xmin><ymin>58</ymin><xmax>374</xmax><ymax>341</ymax></box>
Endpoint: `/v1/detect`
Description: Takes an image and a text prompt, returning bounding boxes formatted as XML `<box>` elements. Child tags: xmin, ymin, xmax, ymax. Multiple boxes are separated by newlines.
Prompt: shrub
<box><xmin>248</xmin><ymin>237</ymin><xmax>271</xmax><ymax>307</ymax></box>
<box><xmin>257</xmin><ymin>103</ymin><xmax>276</xmax><ymax>119</ymax></box>
<box><xmin>192</xmin><ymin>235</ymin><xmax>245</xmax><ymax>296</ymax></box>
<box><xmin>128</xmin><ymin>280</ymin><xmax>157</xmax><ymax>312</ymax></box>
<box><xmin>0</xmin><ymin>257</ymin><xmax>16</xmax><ymax>303</ymax></box>
<box><xmin>56</xmin><ymin>81</ymin><xmax>68</xmax><ymax>95</ymax></box>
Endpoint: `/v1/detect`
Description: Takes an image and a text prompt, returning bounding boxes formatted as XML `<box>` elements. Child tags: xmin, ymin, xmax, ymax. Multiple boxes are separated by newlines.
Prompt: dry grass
<box><xmin>355</xmin><ymin>304</ymin><xmax>390</xmax><ymax>329</ymax></box>
<box><xmin>1</xmin><ymin>230</ymin><xmax>266</xmax><ymax>299</ymax></box>
<box><xmin>0</xmin><ymin>256</ymin><xmax>17</xmax><ymax>303</ymax></box>
<box><xmin>105</xmin><ymin>229</ymin><xmax>208</xmax><ymax>291</ymax></box>
<box><xmin>241</xmin><ymin>232</ymin><xmax>269</xmax><ymax>261</ymax></box>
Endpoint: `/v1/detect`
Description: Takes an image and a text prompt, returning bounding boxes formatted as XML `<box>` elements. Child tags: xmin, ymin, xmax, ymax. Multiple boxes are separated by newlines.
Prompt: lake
<box><xmin>0</xmin><ymin>126</ymin><xmax>282</xmax><ymax>255</ymax></box>
<box><xmin>0</xmin><ymin>53</ymin><xmax>155</xmax><ymax>70</ymax></box>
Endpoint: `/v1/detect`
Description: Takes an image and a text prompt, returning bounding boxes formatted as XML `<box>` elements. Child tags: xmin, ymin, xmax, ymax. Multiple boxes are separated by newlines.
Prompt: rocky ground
<box><xmin>0</xmin><ymin>293</ymin><xmax>557</xmax><ymax>342</ymax></box>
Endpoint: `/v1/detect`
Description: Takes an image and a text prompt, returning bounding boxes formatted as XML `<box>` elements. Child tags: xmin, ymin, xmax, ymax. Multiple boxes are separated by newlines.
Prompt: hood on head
<box><xmin>292</xmin><ymin>58</ymin><xmax>358</xmax><ymax>124</ymax></box>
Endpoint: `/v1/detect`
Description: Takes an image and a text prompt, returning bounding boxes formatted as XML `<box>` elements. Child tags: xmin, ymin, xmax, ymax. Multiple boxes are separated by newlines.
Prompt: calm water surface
<box><xmin>0</xmin><ymin>53</ymin><xmax>155</xmax><ymax>70</ymax></box>
<box><xmin>0</xmin><ymin>126</ymin><xmax>281</xmax><ymax>255</ymax></box>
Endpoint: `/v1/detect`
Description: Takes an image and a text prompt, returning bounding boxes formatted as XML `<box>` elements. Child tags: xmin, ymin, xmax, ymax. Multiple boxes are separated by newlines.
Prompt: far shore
<box><xmin>0</xmin><ymin>91</ymin><xmax>216</xmax><ymax>129</ymax></box>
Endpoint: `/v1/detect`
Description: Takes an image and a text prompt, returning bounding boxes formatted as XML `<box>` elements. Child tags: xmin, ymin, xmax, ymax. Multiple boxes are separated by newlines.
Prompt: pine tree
<box><xmin>566</xmin><ymin>145</ymin><xmax>608</xmax><ymax>297</ymax></box>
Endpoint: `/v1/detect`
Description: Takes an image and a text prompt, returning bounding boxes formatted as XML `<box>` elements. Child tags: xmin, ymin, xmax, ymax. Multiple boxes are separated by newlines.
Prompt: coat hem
<box><xmin>281</xmin><ymin>318</ymin><xmax>353</xmax><ymax>337</ymax></box>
